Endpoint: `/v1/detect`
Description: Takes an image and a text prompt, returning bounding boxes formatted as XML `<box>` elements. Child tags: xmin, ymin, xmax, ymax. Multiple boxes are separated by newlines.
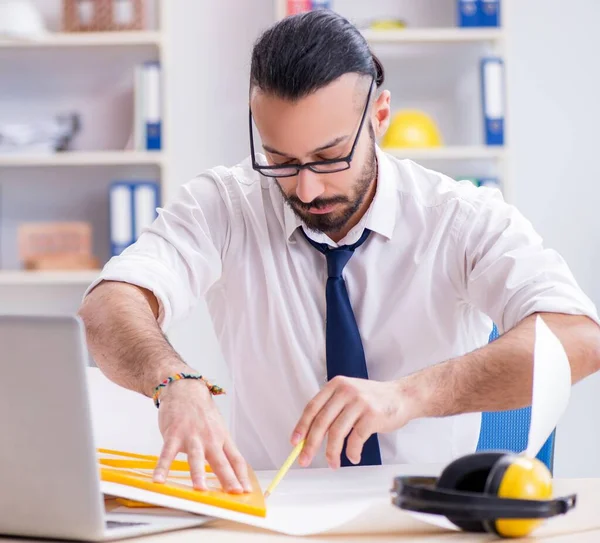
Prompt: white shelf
<box><xmin>384</xmin><ymin>146</ymin><xmax>505</xmax><ymax>160</ymax></box>
<box><xmin>0</xmin><ymin>31</ymin><xmax>162</xmax><ymax>97</ymax></box>
<box><xmin>0</xmin><ymin>31</ymin><xmax>163</xmax><ymax>49</ymax></box>
<box><xmin>362</xmin><ymin>27</ymin><xmax>504</xmax><ymax>44</ymax></box>
<box><xmin>0</xmin><ymin>151</ymin><xmax>164</xmax><ymax>168</ymax></box>
<box><xmin>0</xmin><ymin>270</ymin><xmax>101</xmax><ymax>286</ymax></box>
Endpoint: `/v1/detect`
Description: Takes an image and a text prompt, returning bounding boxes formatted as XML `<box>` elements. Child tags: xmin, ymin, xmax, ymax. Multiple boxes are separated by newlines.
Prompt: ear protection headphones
<box><xmin>391</xmin><ymin>452</ymin><xmax>576</xmax><ymax>538</ymax></box>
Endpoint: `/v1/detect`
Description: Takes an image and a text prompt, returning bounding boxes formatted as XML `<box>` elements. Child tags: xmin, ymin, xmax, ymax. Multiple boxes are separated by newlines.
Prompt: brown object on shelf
<box><xmin>62</xmin><ymin>0</ymin><xmax>145</xmax><ymax>32</ymax></box>
<box><xmin>18</xmin><ymin>222</ymin><xmax>99</xmax><ymax>271</ymax></box>
<box><xmin>24</xmin><ymin>254</ymin><xmax>101</xmax><ymax>271</ymax></box>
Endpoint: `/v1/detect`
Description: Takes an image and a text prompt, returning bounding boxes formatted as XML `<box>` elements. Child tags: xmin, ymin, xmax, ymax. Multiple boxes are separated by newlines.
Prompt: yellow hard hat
<box><xmin>382</xmin><ymin>110</ymin><xmax>443</xmax><ymax>148</ymax></box>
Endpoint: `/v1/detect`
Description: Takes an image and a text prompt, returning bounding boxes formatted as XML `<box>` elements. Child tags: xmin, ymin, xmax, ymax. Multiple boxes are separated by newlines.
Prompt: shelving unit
<box><xmin>0</xmin><ymin>30</ymin><xmax>163</xmax><ymax>49</ymax></box>
<box><xmin>361</xmin><ymin>27</ymin><xmax>503</xmax><ymax>44</ymax></box>
<box><xmin>385</xmin><ymin>145</ymin><xmax>505</xmax><ymax>161</ymax></box>
<box><xmin>274</xmin><ymin>0</ymin><xmax>508</xmax><ymax>198</ymax></box>
<box><xmin>0</xmin><ymin>151</ymin><xmax>164</xmax><ymax>168</ymax></box>
<box><xmin>0</xmin><ymin>0</ymin><xmax>169</xmax><ymax>288</ymax></box>
<box><xmin>0</xmin><ymin>270</ymin><xmax>101</xmax><ymax>286</ymax></box>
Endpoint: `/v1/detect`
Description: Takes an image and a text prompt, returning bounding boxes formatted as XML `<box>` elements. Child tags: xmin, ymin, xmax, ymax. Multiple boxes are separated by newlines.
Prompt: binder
<box><xmin>143</xmin><ymin>61</ymin><xmax>162</xmax><ymax>150</ymax></box>
<box><xmin>109</xmin><ymin>182</ymin><xmax>134</xmax><ymax>257</ymax></box>
<box><xmin>133</xmin><ymin>182</ymin><xmax>160</xmax><ymax>240</ymax></box>
<box><xmin>478</xmin><ymin>0</ymin><xmax>500</xmax><ymax>27</ymax></box>
<box><xmin>480</xmin><ymin>57</ymin><xmax>505</xmax><ymax>146</ymax></box>
<box><xmin>458</xmin><ymin>0</ymin><xmax>480</xmax><ymax>27</ymax></box>
<box><xmin>109</xmin><ymin>181</ymin><xmax>160</xmax><ymax>257</ymax></box>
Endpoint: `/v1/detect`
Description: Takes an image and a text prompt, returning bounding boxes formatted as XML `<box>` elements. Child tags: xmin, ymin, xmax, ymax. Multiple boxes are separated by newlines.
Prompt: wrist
<box><xmin>151</xmin><ymin>371</ymin><xmax>225</xmax><ymax>408</ymax></box>
<box><xmin>158</xmin><ymin>375</ymin><xmax>212</xmax><ymax>405</ymax></box>
<box><xmin>142</xmin><ymin>360</ymin><xmax>195</xmax><ymax>398</ymax></box>
<box><xmin>394</xmin><ymin>372</ymin><xmax>432</xmax><ymax>422</ymax></box>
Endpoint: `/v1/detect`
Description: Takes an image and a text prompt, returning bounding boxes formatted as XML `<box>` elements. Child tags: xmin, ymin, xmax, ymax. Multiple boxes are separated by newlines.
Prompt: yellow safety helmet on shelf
<box><xmin>382</xmin><ymin>109</ymin><xmax>443</xmax><ymax>148</ymax></box>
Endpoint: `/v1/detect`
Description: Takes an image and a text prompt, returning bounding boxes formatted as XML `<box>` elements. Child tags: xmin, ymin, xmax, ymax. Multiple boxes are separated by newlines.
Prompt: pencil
<box><xmin>264</xmin><ymin>439</ymin><xmax>305</xmax><ymax>499</ymax></box>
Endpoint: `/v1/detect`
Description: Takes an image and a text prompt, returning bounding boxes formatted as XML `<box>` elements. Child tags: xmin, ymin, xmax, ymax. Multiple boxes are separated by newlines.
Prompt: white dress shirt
<box><xmin>87</xmin><ymin>146</ymin><xmax>599</xmax><ymax>470</ymax></box>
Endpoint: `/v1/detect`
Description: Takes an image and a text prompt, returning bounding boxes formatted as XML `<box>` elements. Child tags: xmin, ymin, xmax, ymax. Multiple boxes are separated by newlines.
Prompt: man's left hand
<box><xmin>290</xmin><ymin>376</ymin><xmax>421</xmax><ymax>468</ymax></box>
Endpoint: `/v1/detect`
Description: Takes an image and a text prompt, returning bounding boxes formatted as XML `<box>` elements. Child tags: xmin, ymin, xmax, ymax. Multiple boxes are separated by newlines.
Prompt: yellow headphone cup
<box><xmin>494</xmin><ymin>457</ymin><xmax>553</xmax><ymax>538</ymax></box>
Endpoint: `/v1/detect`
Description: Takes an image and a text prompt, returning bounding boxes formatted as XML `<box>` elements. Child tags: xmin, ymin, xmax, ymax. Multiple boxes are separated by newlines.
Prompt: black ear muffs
<box><xmin>391</xmin><ymin>451</ymin><xmax>577</xmax><ymax>539</ymax></box>
<box><xmin>436</xmin><ymin>452</ymin><xmax>505</xmax><ymax>533</ymax></box>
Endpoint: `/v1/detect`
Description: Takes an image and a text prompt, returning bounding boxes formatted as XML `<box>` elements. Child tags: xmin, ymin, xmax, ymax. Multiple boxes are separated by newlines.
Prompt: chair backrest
<box><xmin>476</xmin><ymin>324</ymin><xmax>556</xmax><ymax>472</ymax></box>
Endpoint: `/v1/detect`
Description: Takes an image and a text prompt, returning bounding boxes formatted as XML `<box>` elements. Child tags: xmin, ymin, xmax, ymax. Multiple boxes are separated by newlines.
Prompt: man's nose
<box><xmin>295</xmin><ymin>169</ymin><xmax>325</xmax><ymax>204</ymax></box>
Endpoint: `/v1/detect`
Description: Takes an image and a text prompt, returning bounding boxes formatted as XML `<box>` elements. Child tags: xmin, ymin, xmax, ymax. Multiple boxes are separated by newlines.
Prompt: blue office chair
<box><xmin>476</xmin><ymin>324</ymin><xmax>556</xmax><ymax>473</ymax></box>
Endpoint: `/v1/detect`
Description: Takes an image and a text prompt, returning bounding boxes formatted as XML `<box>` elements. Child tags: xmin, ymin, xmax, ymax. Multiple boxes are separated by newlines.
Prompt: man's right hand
<box><xmin>152</xmin><ymin>379</ymin><xmax>252</xmax><ymax>494</ymax></box>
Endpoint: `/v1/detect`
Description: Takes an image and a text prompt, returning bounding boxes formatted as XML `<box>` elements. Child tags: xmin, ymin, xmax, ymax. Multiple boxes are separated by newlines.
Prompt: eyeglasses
<box><xmin>249</xmin><ymin>76</ymin><xmax>375</xmax><ymax>178</ymax></box>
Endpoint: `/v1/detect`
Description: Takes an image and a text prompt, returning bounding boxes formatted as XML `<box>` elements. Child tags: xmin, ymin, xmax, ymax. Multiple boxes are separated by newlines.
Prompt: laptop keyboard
<box><xmin>106</xmin><ymin>520</ymin><xmax>149</xmax><ymax>530</ymax></box>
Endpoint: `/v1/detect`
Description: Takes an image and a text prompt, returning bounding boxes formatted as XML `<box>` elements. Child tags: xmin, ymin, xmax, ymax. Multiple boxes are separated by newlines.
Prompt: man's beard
<box><xmin>277</xmin><ymin>135</ymin><xmax>377</xmax><ymax>235</ymax></box>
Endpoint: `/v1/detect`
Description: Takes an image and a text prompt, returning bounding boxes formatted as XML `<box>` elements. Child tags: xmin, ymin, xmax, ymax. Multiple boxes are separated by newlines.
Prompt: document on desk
<box><xmin>101</xmin><ymin>315</ymin><xmax>572</xmax><ymax>537</ymax></box>
<box><xmin>102</xmin><ymin>463</ymin><xmax>453</xmax><ymax>536</ymax></box>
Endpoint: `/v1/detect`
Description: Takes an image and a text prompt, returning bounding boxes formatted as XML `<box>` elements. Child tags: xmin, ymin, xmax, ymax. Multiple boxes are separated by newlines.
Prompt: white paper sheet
<box><xmin>102</xmin><ymin>463</ymin><xmax>453</xmax><ymax>536</ymax></box>
<box><xmin>525</xmin><ymin>316</ymin><xmax>572</xmax><ymax>457</ymax></box>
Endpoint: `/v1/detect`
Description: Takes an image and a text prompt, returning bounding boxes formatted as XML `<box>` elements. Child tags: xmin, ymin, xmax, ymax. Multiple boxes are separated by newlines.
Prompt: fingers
<box><xmin>299</xmin><ymin>390</ymin><xmax>347</xmax><ymax>467</ymax></box>
<box><xmin>325</xmin><ymin>403</ymin><xmax>363</xmax><ymax>469</ymax></box>
<box><xmin>153</xmin><ymin>436</ymin><xmax>181</xmax><ymax>483</ymax></box>
<box><xmin>206</xmin><ymin>446</ymin><xmax>244</xmax><ymax>494</ymax></box>
<box><xmin>186</xmin><ymin>439</ymin><xmax>208</xmax><ymax>491</ymax></box>
<box><xmin>291</xmin><ymin>384</ymin><xmax>336</xmax><ymax>446</ymax></box>
<box><xmin>345</xmin><ymin>416</ymin><xmax>373</xmax><ymax>465</ymax></box>
<box><xmin>224</xmin><ymin>438</ymin><xmax>253</xmax><ymax>493</ymax></box>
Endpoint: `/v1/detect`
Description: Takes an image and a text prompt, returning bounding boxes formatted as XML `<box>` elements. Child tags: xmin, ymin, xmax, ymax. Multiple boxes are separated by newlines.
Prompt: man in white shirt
<box><xmin>79</xmin><ymin>10</ymin><xmax>600</xmax><ymax>494</ymax></box>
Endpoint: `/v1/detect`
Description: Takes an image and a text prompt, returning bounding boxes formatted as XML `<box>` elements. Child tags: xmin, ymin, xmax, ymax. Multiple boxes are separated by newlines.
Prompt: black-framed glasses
<box><xmin>249</xmin><ymin>76</ymin><xmax>375</xmax><ymax>178</ymax></box>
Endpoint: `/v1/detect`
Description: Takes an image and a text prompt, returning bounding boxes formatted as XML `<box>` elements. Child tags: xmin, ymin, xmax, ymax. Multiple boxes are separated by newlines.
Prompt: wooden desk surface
<box><xmin>2</xmin><ymin>478</ymin><xmax>600</xmax><ymax>542</ymax></box>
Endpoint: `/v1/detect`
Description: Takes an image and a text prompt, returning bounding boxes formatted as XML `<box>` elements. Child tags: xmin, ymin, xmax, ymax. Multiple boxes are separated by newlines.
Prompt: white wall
<box><xmin>505</xmin><ymin>0</ymin><xmax>600</xmax><ymax>477</ymax></box>
<box><xmin>160</xmin><ymin>0</ymin><xmax>275</xmax><ymax>426</ymax></box>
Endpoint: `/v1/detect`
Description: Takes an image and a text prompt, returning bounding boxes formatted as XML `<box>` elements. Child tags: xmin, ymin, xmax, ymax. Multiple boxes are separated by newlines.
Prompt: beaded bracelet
<box><xmin>152</xmin><ymin>372</ymin><xmax>225</xmax><ymax>408</ymax></box>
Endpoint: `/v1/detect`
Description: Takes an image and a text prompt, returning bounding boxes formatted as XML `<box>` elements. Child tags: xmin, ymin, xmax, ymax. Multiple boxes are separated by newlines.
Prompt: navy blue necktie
<box><xmin>303</xmin><ymin>228</ymin><xmax>382</xmax><ymax>467</ymax></box>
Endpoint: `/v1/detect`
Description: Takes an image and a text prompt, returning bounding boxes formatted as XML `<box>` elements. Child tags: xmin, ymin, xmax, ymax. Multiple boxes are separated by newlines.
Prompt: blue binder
<box><xmin>143</xmin><ymin>61</ymin><xmax>161</xmax><ymax>151</ymax></box>
<box><xmin>311</xmin><ymin>0</ymin><xmax>331</xmax><ymax>8</ymax></box>
<box><xmin>458</xmin><ymin>0</ymin><xmax>480</xmax><ymax>27</ymax></box>
<box><xmin>478</xmin><ymin>0</ymin><xmax>500</xmax><ymax>27</ymax></box>
<box><xmin>480</xmin><ymin>57</ymin><xmax>505</xmax><ymax>146</ymax></box>
<box><xmin>109</xmin><ymin>181</ymin><xmax>160</xmax><ymax>257</ymax></box>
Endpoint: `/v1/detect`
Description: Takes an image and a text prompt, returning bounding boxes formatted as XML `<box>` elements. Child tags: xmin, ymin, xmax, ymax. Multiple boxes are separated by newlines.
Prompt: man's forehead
<box><xmin>250</xmin><ymin>73</ymin><xmax>370</xmax><ymax>113</ymax></box>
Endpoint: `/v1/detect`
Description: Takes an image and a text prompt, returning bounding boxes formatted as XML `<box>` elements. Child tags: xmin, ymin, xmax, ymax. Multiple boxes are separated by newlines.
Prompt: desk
<box><xmin>2</xmin><ymin>479</ymin><xmax>600</xmax><ymax>542</ymax></box>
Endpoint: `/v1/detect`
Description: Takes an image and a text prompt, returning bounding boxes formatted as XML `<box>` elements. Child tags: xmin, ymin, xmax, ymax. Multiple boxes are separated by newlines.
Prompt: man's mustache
<box><xmin>287</xmin><ymin>195</ymin><xmax>349</xmax><ymax>211</ymax></box>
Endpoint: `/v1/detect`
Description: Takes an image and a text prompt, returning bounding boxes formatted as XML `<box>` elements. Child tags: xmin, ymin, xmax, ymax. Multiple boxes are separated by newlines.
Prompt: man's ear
<box><xmin>372</xmin><ymin>90</ymin><xmax>391</xmax><ymax>140</ymax></box>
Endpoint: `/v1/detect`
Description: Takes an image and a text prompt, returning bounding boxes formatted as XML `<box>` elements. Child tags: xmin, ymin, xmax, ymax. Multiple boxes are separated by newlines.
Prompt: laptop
<box><xmin>0</xmin><ymin>314</ymin><xmax>211</xmax><ymax>541</ymax></box>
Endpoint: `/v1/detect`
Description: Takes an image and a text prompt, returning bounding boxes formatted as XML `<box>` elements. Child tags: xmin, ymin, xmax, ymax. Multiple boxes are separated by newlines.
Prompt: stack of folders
<box><xmin>134</xmin><ymin>61</ymin><xmax>161</xmax><ymax>151</ymax></box>
<box><xmin>458</xmin><ymin>0</ymin><xmax>501</xmax><ymax>27</ymax></box>
<box><xmin>109</xmin><ymin>181</ymin><xmax>160</xmax><ymax>257</ymax></box>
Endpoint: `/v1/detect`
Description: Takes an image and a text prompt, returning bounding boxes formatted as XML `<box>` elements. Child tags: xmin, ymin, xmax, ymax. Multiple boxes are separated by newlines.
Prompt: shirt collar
<box><xmin>283</xmin><ymin>145</ymin><xmax>398</xmax><ymax>244</ymax></box>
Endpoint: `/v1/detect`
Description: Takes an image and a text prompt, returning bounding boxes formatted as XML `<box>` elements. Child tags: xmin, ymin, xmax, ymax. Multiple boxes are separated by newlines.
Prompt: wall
<box><xmin>505</xmin><ymin>0</ymin><xmax>600</xmax><ymax>477</ymax></box>
<box><xmin>161</xmin><ymin>0</ymin><xmax>275</xmax><ymax>426</ymax></box>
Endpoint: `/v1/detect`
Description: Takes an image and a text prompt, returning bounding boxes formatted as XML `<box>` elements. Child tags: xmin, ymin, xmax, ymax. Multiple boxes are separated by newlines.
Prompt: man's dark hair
<box><xmin>250</xmin><ymin>10</ymin><xmax>385</xmax><ymax>100</ymax></box>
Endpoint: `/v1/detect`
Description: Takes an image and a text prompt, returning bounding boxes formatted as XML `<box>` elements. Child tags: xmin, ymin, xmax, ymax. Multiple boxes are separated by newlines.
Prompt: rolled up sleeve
<box><xmin>84</xmin><ymin>172</ymin><xmax>233</xmax><ymax>331</ymax></box>
<box><xmin>456</xmin><ymin>189</ymin><xmax>600</xmax><ymax>333</ymax></box>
